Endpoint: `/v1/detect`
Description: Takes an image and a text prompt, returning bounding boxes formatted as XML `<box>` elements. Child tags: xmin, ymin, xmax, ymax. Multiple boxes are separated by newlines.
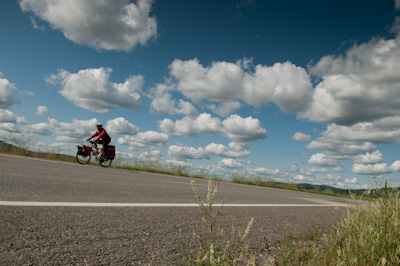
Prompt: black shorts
<box><xmin>98</xmin><ymin>140</ymin><xmax>110</xmax><ymax>147</ymax></box>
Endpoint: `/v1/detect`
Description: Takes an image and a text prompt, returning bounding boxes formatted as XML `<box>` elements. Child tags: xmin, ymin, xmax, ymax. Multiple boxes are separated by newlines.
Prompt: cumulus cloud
<box><xmin>168</xmin><ymin>142</ymin><xmax>250</xmax><ymax>161</ymax></box>
<box><xmin>242</xmin><ymin>62</ymin><xmax>313</xmax><ymax>112</ymax></box>
<box><xmin>159</xmin><ymin>113</ymin><xmax>224</xmax><ymax>137</ymax></box>
<box><xmin>25</xmin><ymin>118</ymin><xmax>98</xmax><ymax>142</ymax></box>
<box><xmin>352</xmin><ymin>163</ymin><xmax>391</xmax><ymax>174</ymax></box>
<box><xmin>168</xmin><ymin>144</ymin><xmax>208</xmax><ymax>160</ymax></box>
<box><xmin>151</xmin><ymin>94</ymin><xmax>198</xmax><ymax>116</ymax></box>
<box><xmin>24</xmin><ymin>122</ymin><xmax>52</xmax><ymax>135</ymax></box>
<box><xmin>219</xmin><ymin>158</ymin><xmax>242</xmax><ymax>169</ymax></box>
<box><xmin>308</xmin><ymin>153</ymin><xmax>339</xmax><ymax>166</ymax></box>
<box><xmin>255</xmin><ymin>167</ymin><xmax>280</xmax><ymax>175</ymax></box>
<box><xmin>353</xmin><ymin>151</ymin><xmax>385</xmax><ymax>164</ymax></box>
<box><xmin>159</xmin><ymin>113</ymin><xmax>267</xmax><ymax>142</ymax></box>
<box><xmin>170</xmin><ymin>58</ymin><xmax>244</xmax><ymax>104</ymax></box>
<box><xmin>118</xmin><ymin>130</ymin><xmax>168</xmax><ymax>148</ymax></box>
<box><xmin>46</xmin><ymin>67</ymin><xmax>143</xmax><ymax>113</ymax></box>
<box><xmin>291</xmin><ymin>132</ymin><xmax>311</xmax><ymax>142</ymax></box>
<box><xmin>0</xmin><ymin>75</ymin><xmax>19</xmax><ymax>108</ymax></box>
<box><xmin>106</xmin><ymin>117</ymin><xmax>138</xmax><ymax>135</ymax></box>
<box><xmin>36</xmin><ymin>106</ymin><xmax>49</xmax><ymax>117</ymax></box>
<box><xmin>300</xmin><ymin>35</ymin><xmax>400</xmax><ymax>125</ymax></box>
<box><xmin>222</xmin><ymin>114</ymin><xmax>267</xmax><ymax>141</ymax></box>
<box><xmin>149</xmin><ymin>82</ymin><xmax>198</xmax><ymax>116</ymax></box>
<box><xmin>205</xmin><ymin>142</ymin><xmax>250</xmax><ymax>157</ymax></box>
<box><xmin>208</xmin><ymin>101</ymin><xmax>242</xmax><ymax>117</ymax></box>
<box><xmin>0</xmin><ymin>109</ymin><xmax>27</xmax><ymax>124</ymax></box>
<box><xmin>307</xmin><ymin>116</ymin><xmax>400</xmax><ymax>159</ymax></box>
<box><xmin>0</xmin><ymin>123</ymin><xmax>18</xmax><ymax>132</ymax></box>
<box><xmin>168</xmin><ymin>58</ymin><xmax>313</xmax><ymax>115</ymax></box>
<box><xmin>20</xmin><ymin>0</ymin><xmax>157</xmax><ymax>51</ymax></box>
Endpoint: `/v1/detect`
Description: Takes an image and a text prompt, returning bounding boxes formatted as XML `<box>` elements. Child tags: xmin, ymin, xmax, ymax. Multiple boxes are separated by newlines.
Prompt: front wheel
<box><xmin>100</xmin><ymin>158</ymin><xmax>112</xmax><ymax>168</ymax></box>
<box><xmin>76</xmin><ymin>152</ymin><xmax>91</xmax><ymax>164</ymax></box>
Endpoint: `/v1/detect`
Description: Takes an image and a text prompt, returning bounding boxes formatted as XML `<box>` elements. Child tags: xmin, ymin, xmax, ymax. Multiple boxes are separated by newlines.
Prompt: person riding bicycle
<box><xmin>87</xmin><ymin>123</ymin><xmax>111</xmax><ymax>162</ymax></box>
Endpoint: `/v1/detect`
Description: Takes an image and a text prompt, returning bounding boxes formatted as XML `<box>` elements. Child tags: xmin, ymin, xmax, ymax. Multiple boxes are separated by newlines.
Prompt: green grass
<box><xmin>273</xmin><ymin>185</ymin><xmax>400</xmax><ymax>266</ymax></box>
<box><xmin>177</xmin><ymin>180</ymin><xmax>256</xmax><ymax>265</ymax></box>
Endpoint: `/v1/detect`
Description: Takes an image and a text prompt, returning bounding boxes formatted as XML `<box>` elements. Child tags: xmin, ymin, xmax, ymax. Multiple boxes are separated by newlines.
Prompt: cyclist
<box><xmin>87</xmin><ymin>123</ymin><xmax>111</xmax><ymax>162</ymax></box>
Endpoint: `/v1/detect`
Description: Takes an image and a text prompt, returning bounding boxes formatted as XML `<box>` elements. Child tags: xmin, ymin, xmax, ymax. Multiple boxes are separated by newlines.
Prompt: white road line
<box><xmin>0</xmin><ymin>201</ymin><xmax>350</xmax><ymax>207</ymax></box>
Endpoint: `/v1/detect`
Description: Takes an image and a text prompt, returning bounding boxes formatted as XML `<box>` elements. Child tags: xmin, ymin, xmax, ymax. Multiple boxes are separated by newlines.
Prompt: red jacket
<box><xmin>89</xmin><ymin>128</ymin><xmax>111</xmax><ymax>142</ymax></box>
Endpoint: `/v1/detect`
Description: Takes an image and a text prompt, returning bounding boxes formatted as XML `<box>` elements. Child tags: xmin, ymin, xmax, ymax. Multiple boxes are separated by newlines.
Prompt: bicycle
<box><xmin>76</xmin><ymin>141</ymin><xmax>115</xmax><ymax>168</ymax></box>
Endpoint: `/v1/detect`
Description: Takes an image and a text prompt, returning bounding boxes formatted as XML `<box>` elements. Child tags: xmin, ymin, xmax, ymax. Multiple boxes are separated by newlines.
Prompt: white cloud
<box><xmin>36</xmin><ymin>106</ymin><xmax>49</xmax><ymax>117</ymax></box>
<box><xmin>300</xmin><ymin>35</ymin><xmax>400</xmax><ymax>125</ymax></box>
<box><xmin>352</xmin><ymin>159</ymin><xmax>400</xmax><ymax>175</ymax></box>
<box><xmin>390</xmin><ymin>160</ymin><xmax>400</xmax><ymax>171</ymax></box>
<box><xmin>168</xmin><ymin>58</ymin><xmax>312</xmax><ymax>114</ymax></box>
<box><xmin>168</xmin><ymin>144</ymin><xmax>207</xmax><ymax>160</ymax></box>
<box><xmin>150</xmin><ymin>93</ymin><xmax>198</xmax><ymax>116</ymax></box>
<box><xmin>148</xmin><ymin>82</ymin><xmax>198</xmax><ymax>116</ymax></box>
<box><xmin>344</xmin><ymin>178</ymin><xmax>358</xmax><ymax>184</ymax></box>
<box><xmin>219</xmin><ymin>158</ymin><xmax>242</xmax><ymax>169</ymax></box>
<box><xmin>20</xmin><ymin>0</ymin><xmax>157</xmax><ymax>51</ymax></box>
<box><xmin>205</xmin><ymin>142</ymin><xmax>250</xmax><ymax>158</ymax></box>
<box><xmin>24</xmin><ymin>122</ymin><xmax>52</xmax><ymax>136</ymax></box>
<box><xmin>208</xmin><ymin>101</ymin><xmax>241</xmax><ymax>117</ymax></box>
<box><xmin>242</xmin><ymin>62</ymin><xmax>312</xmax><ymax>113</ymax></box>
<box><xmin>352</xmin><ymin>163</ymin><xmax>391</xmax><ymax>174</ymax></box>
<box><xmin>159</xmin><ymin>113</ymin><xmax>267</xmax><ymax>142</ymax></box>
<box><xmin>48</xmin><ymin>118</ymin><xmax>98</xmax><ymax>141</ymax></box>
<box><xmin>306</xmin><ymin>116</ymin><xmax>400</xmax><ymax>159</ymax></box>
<box><xmin>0</xmin><ymin>109</ymin><xmax>27</xmax><ymax>124</ymax></box>
<box><xmin>159</xmin><ymin>113</ymin><xmax>223</xmax><ymax>137</ymax></box>
<box><xmin>0</xmin><ymin>76</ymin><xmax>19</xmax><ymax>108</ymax></box>
<box><xmin>255</xmin><ymin>167</ymin><xmax>279</xmax><ymax>175</ymax></box>
<box><xmin>291</xmin><ymin>132</ymin><xmax>311</xmax><ymax>142</ymax></box>
<box><xmin>106</xmin><ymin>117</ymin><xmax>139</xmax><ymax>135</ymax></box>
<box><xmin>118</xmin><ymin>130</ymin><xmax>168</xmax><ymax>148</ymax></box>
<box><xmin>294</xmin><ymin>174</ymin><xmax>307</xmax><ymax>181</ymax></box>
<box><xmin>308</xmin><ymin>153</ymin><xmax>339</xmax><ymax>166</ymax></box>
<box><xmin>46</xmin><ymin>67</ymin><xmax>143</xmax><ymax>113</ymax></box>
<box><xmin>353</xmin><ymin>151</ymin><xmax>384</xmax><ymax>164</ymax></box>
<box><xmin>222</xmin><ymin>114</ymin><xmax>267</xmax><ymax>141</ymax></box>
<box><xmin>0</xmin><ymin>123</ymin><xmax>18</xmax><ymax>132</ymax></box>
<box><xmin>169</xmin><ymin>58</ymin><xmax>244</xmax><ymax>104</ymax></box>
<box><xmin>167</xmin><ymin>141</ymin><xmax>250</xmax><ymax>161</ymax></box>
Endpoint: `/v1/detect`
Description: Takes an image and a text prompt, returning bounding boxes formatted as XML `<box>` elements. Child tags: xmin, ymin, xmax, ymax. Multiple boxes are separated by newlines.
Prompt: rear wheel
<box><xmin>76</xmin><ymin>152</ymin><xmax>91</xmax><ymax>164</ymax></box>
<box><xmin>100</xmin><ymin>158</ymin><xmax>112</xmax><ymax>168</ymax></box>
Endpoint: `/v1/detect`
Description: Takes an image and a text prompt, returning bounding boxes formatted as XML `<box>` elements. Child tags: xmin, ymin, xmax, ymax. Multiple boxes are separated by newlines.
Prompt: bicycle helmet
<box><xmin>96</xmin><ymin>123</ymin><xmax>103</xmax><ymax>128</ymax></box>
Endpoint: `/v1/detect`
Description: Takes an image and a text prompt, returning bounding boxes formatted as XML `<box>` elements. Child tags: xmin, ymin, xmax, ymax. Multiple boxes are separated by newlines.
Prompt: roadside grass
<box><xmin>177</xmin><ymin>179</ymin><xmax>256</xmax><ymax>265</ymax></box>
<box><xmin>273</xmin><ymin>182</ymin><xmax>400</xmax><ymax>266</ymax></box>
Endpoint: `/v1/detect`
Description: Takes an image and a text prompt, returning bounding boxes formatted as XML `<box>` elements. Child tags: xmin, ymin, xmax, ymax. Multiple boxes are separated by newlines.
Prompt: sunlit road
<box><xmin>0</xmin><ymin>154</ymin><xmax>350</xmax><ymax>265</ymax></box>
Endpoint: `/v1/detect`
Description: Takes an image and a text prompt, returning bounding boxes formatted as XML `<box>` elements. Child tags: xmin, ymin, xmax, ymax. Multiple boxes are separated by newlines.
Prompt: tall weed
<box><xmin>178</xmin><ymin>179</ymin><xmax>256</xmax><ymax>265</ymax></box>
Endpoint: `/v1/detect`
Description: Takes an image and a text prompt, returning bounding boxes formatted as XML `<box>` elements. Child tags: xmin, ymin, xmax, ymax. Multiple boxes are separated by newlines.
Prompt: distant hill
<box><xmin>0</xmin><ymin>140</ymin><xmax>75</xmax><ymax>161</ymax></box>
<box><xmin>295</xmin><ymin>183</ymin><xmax>367</xmax><ymax>195</ymax></box>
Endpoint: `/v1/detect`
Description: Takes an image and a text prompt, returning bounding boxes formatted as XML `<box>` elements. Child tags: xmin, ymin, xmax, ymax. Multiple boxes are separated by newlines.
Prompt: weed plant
<box><xmin>274</xmin><ymin>181</ymin><xmax>400</xmax><ymax>265</ymax></box>
<box><xmin>177</xmin><ymin>179</ymin><xmax>256</xmax><ymax>265</ymax></box>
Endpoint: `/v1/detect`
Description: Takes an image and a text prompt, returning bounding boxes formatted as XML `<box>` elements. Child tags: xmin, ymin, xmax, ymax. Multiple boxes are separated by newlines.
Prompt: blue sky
<box><xmin>1</xmin><ymin>0</ymin><xmax>400</xmax><ymax>189</ymax></box>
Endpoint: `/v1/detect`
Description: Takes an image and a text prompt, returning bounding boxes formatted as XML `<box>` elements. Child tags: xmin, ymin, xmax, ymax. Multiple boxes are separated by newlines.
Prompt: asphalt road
<box><xmin>0</xmin><ymin>154</ymin><xmax>351</xmax><ymax>265</ymax></box>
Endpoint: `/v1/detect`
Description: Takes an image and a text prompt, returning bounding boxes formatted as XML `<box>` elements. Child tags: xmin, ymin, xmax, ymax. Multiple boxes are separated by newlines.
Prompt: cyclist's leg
<box><xmin>101</xmin><ymin>141</ymin><xmax>109</xmax><ymax>160</ymax></box>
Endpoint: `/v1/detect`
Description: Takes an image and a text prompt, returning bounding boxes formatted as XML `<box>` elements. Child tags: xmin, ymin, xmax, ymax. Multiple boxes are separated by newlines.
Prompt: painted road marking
<box><xmin>0</xmin><ymin>201</ymin><xmax>350</xmax><ymax>207</ymax></box>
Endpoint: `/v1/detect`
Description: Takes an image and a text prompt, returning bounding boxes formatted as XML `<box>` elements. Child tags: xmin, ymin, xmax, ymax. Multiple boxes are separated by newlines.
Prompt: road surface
<box><xmin>0</xmin><ymin>154</ymin><xmax>351</xmax><ymax>265</ymax></box>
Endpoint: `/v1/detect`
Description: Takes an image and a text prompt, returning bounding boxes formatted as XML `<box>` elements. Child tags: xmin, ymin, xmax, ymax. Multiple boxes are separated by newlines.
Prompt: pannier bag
<box><xmin>106</xmin><ymin>145</ymin><xmax>115</xmax><ymax>159</ymax></box>
<box><xmin>84</xmin><ymin>145</ymin><xmax>92</xmax><ymax>156</ymax></box>
<box><xmin>77</xmin><ymin>146</ymin><xmax>85</xmax><ymax>155</ymax></box>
